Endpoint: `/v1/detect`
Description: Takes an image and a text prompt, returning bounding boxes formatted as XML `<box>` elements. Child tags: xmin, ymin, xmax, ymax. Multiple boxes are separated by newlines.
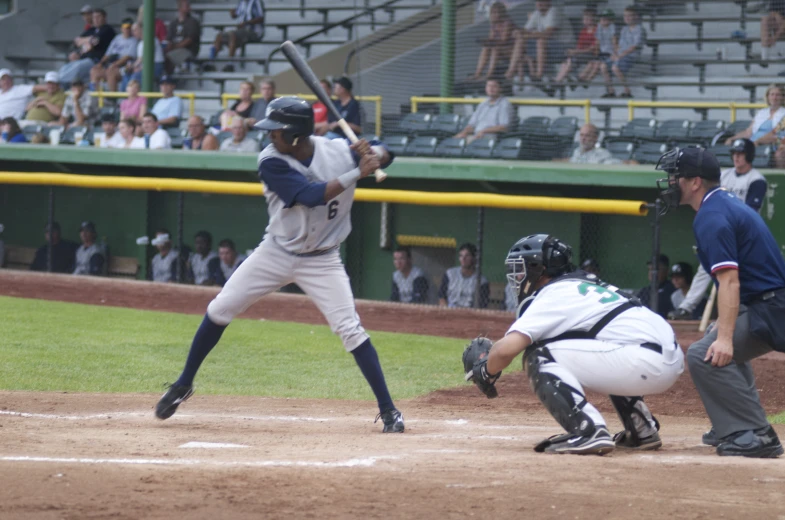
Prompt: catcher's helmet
<box><xmin>729</xmin><ymin>138</ymin><xmax>755</xmax><ymax>165</ymax></box>
<box><xmin>254</xmin><ymin>96</ymin><xmax>314</xmax><ymax>144</ymax></box>
<box><xmin>505</xmin><ymin>234</ymin><xmax>573</xmax><ymax>303</ymax></box>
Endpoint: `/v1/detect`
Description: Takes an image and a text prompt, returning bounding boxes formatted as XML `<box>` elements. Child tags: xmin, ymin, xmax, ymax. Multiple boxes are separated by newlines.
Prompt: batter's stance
<box><xmin>155</xmin><ymin>97</ymin><xmax>404</xmax><ymax>433</ymax></box>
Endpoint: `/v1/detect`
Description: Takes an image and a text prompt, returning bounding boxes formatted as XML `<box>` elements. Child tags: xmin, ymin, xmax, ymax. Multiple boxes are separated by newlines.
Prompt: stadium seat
<box><xmin>208</xmin><ymin>112</ymin><xmax>222</xmax><ymax>129</ymax></box>
<box><xmin>753</xmin><ymin>146</ymin><xmax>772</xmax><ymax>169</ymax></box>
<box><xmin>60</xmin><ymin>125</ymin><xmax>86</xmax><ymax>145</ymax></box>
<box><xmin>435</xmin><ymin>137</ymin><xmax>465</xmax><ymax>157</ymax></box>
<box><xmin>360</xmin><ymin>134</ymin><xmax>379</xmax><ymax>142</ymax></box>
<box><xmin>709</xmin><ymin>144</ymin><xmax>733</xmax><ymax>167</ymax></box>
<box><xmin>688</xmin><ymin>120</ymin><xmax>725</xmax><ymax>145</ymax></box>
<box><xmin>604</xmin><ymin>140</ymin><xmax>635</xmax><ymax>162</ymax></box>
<box><xmin>404</xmin><ymin>136</ymin><xmax>437</xmax><ymax>156</ymax></box>
<box><xmin>548</xmin><ymin>116</ymin><xmax>578</xmax><ymax>159</ymax></box>
<box><xmin>216</xmin><ymin>131</ymin><xmax>233</xmax><ymax>144</ymax></box>
<box><xmin>22</xmin><ymin>124</ymin><xmax>43</xmax><ymax>140</ymax></box>
<box><xmin>398</xmin><ymin>113</ymin><xmax>432</xmax><ymax>136</ymax></box>
<box><xmin>383</xmin><ymin>134</ymin><xmax>409</xmax><ymax>156</ymax></box>
<box><xmin>491</xmin><ymin>137</ymin><xmax>523</xmax><ymax>160</ymax></box>
<box><xmin>247</xmin><ymin>129</ymin><xmax>261</xmax><ymax>141</ymax></box>
<box><xmin>99</xmin><ymin>106</ymin><xmax>119</xmax><ymax>122</ymax></box>
<box><xmin>725</xmin><ymin>120</ymin><xmax>752</xmax><ymax>136</ymax></box>
<box><xmin>633</xmin><ymin>142</ymin><xmax>668</xmax><ymax>165</ymax></box>
<box><xmin>508</xmin><ymin>116</ymin><xmax>551</xmax><ymax>160</ymax></box>
<box><xmin>656</xmin><ymin>119</ymin><xmax>690</xmax><ymax>141</ymax></box>
<box><xmin>620</xmin><ymin>118</ymin><xmax>657</xmax><ymax>140</ymax></box>
<box><xmin>464</xmin><ymin>137</ymin><xmax>496</xmax><ymax>158</ymax></box>
<box><xmin>422</xmin><ymin>114</ymin><xmax>463</xmax><ymax>137</ymax></box>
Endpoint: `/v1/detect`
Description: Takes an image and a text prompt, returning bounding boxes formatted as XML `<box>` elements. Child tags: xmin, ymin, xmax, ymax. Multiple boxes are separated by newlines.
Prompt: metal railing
<box><xmin>221</xmin><ymin>93</ymin><xmax>383</xmax><ymax>136</ymax></box>
<box><xmin>627</xmin><ymin>101</ymin><xmax>767</xmax><ymax>123</ymax></box>
<box><xmin>90</xmin><ymin>91</ymin><xmax>197</xmax><ymax>117</ymax></box>
<box><xmin>411</xmin><ymin>96</ymin><xmax>592</xmax><ymax>124</ymax></box>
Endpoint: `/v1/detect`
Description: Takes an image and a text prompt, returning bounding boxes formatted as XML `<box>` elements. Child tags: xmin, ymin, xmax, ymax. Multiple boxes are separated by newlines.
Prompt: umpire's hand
<box><xmin>705</xmin><ymin>337</ymin><xmax>734</xmax><ymax>367</ymax></box>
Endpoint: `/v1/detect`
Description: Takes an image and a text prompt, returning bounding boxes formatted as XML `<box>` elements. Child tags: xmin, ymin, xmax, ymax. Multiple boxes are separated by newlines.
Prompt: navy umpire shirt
<box><xmin>694</xmin><ymin>186</ymin><xmax>785</xmax><ymax>303</ymax></box>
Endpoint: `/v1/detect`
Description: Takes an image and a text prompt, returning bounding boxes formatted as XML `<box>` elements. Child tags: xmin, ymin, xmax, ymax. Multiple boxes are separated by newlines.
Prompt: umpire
<box><xmin>656</xmin><ymin>147</ymin><xmax>785</xmax><ymax>458</ymax></box>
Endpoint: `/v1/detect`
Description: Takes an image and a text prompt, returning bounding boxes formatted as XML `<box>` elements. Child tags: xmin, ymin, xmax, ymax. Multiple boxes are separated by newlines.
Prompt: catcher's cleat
<box><xmin>613</xmin><ymin>429</ymin><xmax>663</xmax><ymax>451</ymax></box>
<box><xmin>375</xmin><ymin>408</ymin><xmax>405</xmax><ymax>433</ymax></box>
<box><xmin>540</xmin><ymin>427</ymin><xmax>615</xmax><ymax>455</ymax></box>
<box><xmin>155</xmin><ymin>383</ymin><xmax>194</xmax><ymax>420</ymax></box>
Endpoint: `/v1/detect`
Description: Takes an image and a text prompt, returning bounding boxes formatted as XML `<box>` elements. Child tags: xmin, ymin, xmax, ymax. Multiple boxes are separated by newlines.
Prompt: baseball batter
<box><xmin>155</xmin><ymin>97</ymin><xmax>404</xmax><ymax>433</ymax></box>
<box><xmin>465</xmin><ymin>234</ymin><xmax>684</xmax><ymax>455</ymax></box>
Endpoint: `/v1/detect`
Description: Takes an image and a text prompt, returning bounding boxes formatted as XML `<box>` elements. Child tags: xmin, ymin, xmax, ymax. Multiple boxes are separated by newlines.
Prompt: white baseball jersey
<box><xmin>720</xmin><ymin>167</ymin><xmax>767</xmax><ymax>212</ymax></box>
<box><xmin>189</xmin><ymin>251</ymin><xmax>217</xmax><ymax>285</ymax></box>
<box><xmin>152</xmin><ymin>249</ymin><xmax>179</xmax><ymax>283</ymax></box>
<box><xmin>73</xmin><ymin>243</ymin><xmax>106</xmax><ymax>275</ymax></box>
<box><xmin>258</xmin><ymin>136</ymin><xmax>357</xmax><ymax>254</ymax></box>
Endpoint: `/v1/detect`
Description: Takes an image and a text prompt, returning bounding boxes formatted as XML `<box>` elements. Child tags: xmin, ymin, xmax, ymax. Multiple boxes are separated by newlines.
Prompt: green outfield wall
<box><xmin>1</xmin><ymin>145</ymin><xmax>783</xmax><ymax>299</ymax></box>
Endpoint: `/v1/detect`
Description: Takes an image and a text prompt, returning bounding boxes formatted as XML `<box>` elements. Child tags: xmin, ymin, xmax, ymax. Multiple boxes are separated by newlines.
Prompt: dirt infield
<box><xmin>1</xmin><ymin>271</ymin><xmax>785</xmax><ymax>519</ymax></box>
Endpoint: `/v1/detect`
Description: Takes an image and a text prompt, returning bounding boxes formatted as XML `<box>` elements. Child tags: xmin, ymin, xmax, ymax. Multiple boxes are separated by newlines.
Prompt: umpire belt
<box><xmin>747</xmin><ymin>287</ymin><xmax>785</xmax><ymax>304</ymax></box>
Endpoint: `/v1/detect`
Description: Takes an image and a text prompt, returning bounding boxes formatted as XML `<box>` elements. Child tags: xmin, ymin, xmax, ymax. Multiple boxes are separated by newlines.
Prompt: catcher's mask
<box><xmin>655</xmin><ymin>146</ymin><xmax>721</xmax><ymax>215</ymax></box>
<box><xmin>505</xmin><ymin>234</ymin><xmax>573</xmax><ymax>303</ymax></box>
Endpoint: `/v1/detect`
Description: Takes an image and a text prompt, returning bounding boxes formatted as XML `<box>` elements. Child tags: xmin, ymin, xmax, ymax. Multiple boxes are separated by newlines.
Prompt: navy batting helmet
<box><xmin>254</xmin><ymin>97</ymin><xmax>314</xmax><ymax>144</ymax></box>
<box><xmin>729</xmin><ymin>138</ymin><xmax>755</xmax><ymax>164</ymax></box>
<box><xmin>505</xmin><ymin>234</ymin><xmax>573</xmax><ymax>303</ymax></box>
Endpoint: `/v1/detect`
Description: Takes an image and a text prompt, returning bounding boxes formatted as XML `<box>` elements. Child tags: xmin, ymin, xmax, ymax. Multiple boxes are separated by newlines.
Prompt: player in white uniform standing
<box><xmin>669</xmin><ymin>139</ymin><xmax>768</xmax><ymax>320</ymax></box>
<box><xmin>466</xmin><ymin>234</ymin><xmax>684</xmax><ymax>455</ymax></box>
<box><xmin>155</xmin><ymin>97</ymin><xmax>405</xmax><ymax>433</ymax></box>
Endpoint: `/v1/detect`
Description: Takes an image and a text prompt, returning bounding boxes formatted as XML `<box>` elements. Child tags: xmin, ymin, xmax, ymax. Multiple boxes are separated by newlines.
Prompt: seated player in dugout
<box><xmin>207</xmin><ymin>238</ymin><xmax>246</xmax><ymax>287</ymax></box>
<box><xmin>73</xmin><ymin>221</ymin><xmax>106</xmax><ymax>276</ymax></box>
<box><xmin>30</xmin><ymin>222</ymin><xmax>79</xmax><ymax>274</ymax></box>
<box><xmin>439</xmin><ymin>242</ymin><xmax>490</xmax><ymax>309</ymax></box>
<box><xmin>187</xmin><ymin>230</ymin><xmax>217</xmax><ymax>285</ymax></box>
<box><xmin>464</xmin><ymin>234</ymin><xmax>684</xmax><ymax>455</ymax></box>
<box><xmin>390</xmin><ymin>246</ymin><xmax>429</xmax><ymax>304</ymax></box>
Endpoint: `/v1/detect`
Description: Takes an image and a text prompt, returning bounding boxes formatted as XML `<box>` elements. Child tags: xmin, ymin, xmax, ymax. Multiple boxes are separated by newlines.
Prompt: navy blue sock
<box><xmin>175</xmin><ymin>314</ymin><xmax>227</xmax><ymax>387</ymax></box>
<box><xmin>351</xmin><ymin>339</ymin><xmax>394</xmax><ymax>412</ymax></box>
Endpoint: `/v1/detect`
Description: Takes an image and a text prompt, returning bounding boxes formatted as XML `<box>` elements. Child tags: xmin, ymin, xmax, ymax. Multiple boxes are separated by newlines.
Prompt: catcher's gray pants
<box><xmin>686</xmin><ymin>304</ymin><xmax>772</xmax><ymax>439</ymax></box>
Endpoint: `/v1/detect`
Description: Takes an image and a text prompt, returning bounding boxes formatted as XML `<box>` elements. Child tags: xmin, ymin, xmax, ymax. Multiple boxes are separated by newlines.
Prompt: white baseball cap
<box><xmin>44</xmin><ymin>71</ymin><xmax>59</xmax><ymax>83</ymax></box>
<box><xmin>80</xmin><ymin>4</ymin><xmax>93</xmax><ymax>14</ymax></box>
<box><xmin>0</xmin><ymin>69</ymin><xmax>11</xmax><ymax>79</ymax></box>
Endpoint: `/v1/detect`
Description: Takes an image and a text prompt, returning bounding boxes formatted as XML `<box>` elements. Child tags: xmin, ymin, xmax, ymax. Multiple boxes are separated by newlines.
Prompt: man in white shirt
<box><xmin>220</xmin><ymin>116</ymin><xmax>259</xmax><ymax>152</ymax></box>
<box><xmin>0</xmin><ymin>69</ymin><xmax>48</xmax><ymax>120</ymax></box>
<box><xmin>453</xmin><ymin>79</ymin><xmax>513</xmax><ymax>143</ymax></box>
<box><xmin>99</xmin><ymin>114</ymin><xmax>125</xmax><ymax>148</ymax></box>
<box><xmin>566</xmin><ymin>123</ymin><xmax>621</xmax><ymax>164</ymax></box>
<box><xmin>142</xmin><ymin>112</ymin><xmax>172</xmax><ymax>149</ymax></box>
<box><xmin>520</xmin><ymin>0</ymin><xmax>574</xmax><ymax>81</ymax></box>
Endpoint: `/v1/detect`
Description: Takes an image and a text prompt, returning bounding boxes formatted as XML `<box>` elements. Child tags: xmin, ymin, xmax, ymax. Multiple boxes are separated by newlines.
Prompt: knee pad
<box><xmin>524</xmin><ymin>347</ymin><xmax>596</xmax><ymax>436</ymax></box>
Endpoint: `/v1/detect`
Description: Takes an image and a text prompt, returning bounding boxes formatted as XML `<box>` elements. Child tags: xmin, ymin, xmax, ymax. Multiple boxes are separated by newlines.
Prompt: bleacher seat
<box><xmin>725</xmin><ymin>120</ymin><xmax>752</xmax><ymax>136</ymax></box>
<box><xmin>435</xmin><ymin>137</ymin><xmax>465</xmax><ymax>157</ymax></box>
<box><xmin>605</xmin><ymin>141</ymin><xmax>635</xmax><ymax>162</ymax></box>
<box><xmin>60</xmin><ymin>125</ymin><xmax>86</xmax><ymax>145</ymax></box>
<box><xmin>620</xmin><ymin>119</ymin><xmax>657</xmax><ymax>141</ymax></box>
<box><xmin>464</xmin><ymin>137</ymin><xmax>496</xmax><ymax>159</ymax></box>
<box><xmin>509</xmin><ymin>116</ymin><xmax>551</xmax><ymax>160</ymax></box>
<box><xmin>753</xmin><ymin>146</ymin><xmax>772</xmax><ymax>169</ymax></box>
<box><xmin>491</xmin><ymin>137</ymin><xmax>523</xmax><ymax>160</ymax></box>
<box><xmin>548</xmin><ymin>116</ymin><xmax>579</xmax><ymax>159</ymax></box>
<box><xmin>404</xmin><ymin>136</ymin><xmax>437</xmax><ymax>156</ymax></box>
<box><xmin>399</xmin><ymin>113</ymin><xmax>432</xmax><ymax>136</ymax></box>
<box><xmin>656</xmin><ymin>120</ymin><xmax>691</xmax><ymax>141</ymax></box>
<box><xmin>167</xmin><ymin>127</ymin><xmax>183</xmax><ymax>139</ymax></box>
<box><xmin>633</xmin><ymin>142</ymin><xmax>668</xmax><ymax>164</ymax></box>
<box><xmin>689</xmin><ymin>120</ymin><xmax>726</xmax><ymax>145</ymax></box>
<box><xmin>422</xmin><ymin>114</ymin><xmax>463</xmax><ymax>137</ymax></box>
<box><xmin>22</xmin><ymin>124</ymin><xmax>43</xmax><ymax>140</ymax></box>
<box><xmin>709</xmin><ymin>144</ymin><xmax>733</xmax><ymax>167</ymax></box>
<box><xmin>383</xmin><ymin>134</ymin><xmax>409</xmax><ymax>156</ymax></box>
<box><xmin>99</xmin><ymin>106</ymin><xmax>119</xmax><ymax>122</ymax></box>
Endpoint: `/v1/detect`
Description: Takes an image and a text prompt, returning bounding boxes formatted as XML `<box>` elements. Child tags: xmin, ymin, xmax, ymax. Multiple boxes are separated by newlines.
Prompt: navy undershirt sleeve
<box><xmin>258</xmin><ymin>157</ymin><xmax>327</xmax><ymax>208</ymax></box>
<box><xmin>746</xmin><ymin>179</ymin><xmax>767</xmax><ymax>211</ymax></box>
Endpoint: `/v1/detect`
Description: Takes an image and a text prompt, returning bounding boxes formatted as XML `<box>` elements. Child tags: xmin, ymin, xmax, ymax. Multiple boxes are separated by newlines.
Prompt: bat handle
<box><xmin>336</xmin><ymin>119</ymin><xmax>387</xmax><ymax>183</ymax></box>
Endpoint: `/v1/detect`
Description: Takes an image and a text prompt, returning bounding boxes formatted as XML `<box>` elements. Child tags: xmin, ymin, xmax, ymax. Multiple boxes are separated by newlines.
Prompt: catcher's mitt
<box><xmin>462</xmin><ymin>336</ymin><xmax>501</xmax><ymax>398</ymax></box>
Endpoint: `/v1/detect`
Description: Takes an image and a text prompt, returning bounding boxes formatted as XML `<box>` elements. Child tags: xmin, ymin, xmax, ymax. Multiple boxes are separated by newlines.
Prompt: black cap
<box><xmin>675</xmin><ymin>147</ymin><xmax>721</xmax><ymax>181</ymax></box>
<box><xmin>647</xmin><ymin>254</ymin><xmax>670</xmax><ymax>266</ymax></box>
<box><xmin>671</xmin><ymin>263</ymin><xmax>686</xmax><ymax>276</ymax></box>
<box><xmin>160</xmin><ymin>75</ymin><xmax>176</xmax><ymax>85</ymax></box>
<box><xmin>335</xmin><ymin>76</ymin><xmax>353</xmax><ymax>92</ymax></box>
<box><xmin>80</xmin><ymin>221</ymin><xmax>96</xmax><ymax>233</ymax></box>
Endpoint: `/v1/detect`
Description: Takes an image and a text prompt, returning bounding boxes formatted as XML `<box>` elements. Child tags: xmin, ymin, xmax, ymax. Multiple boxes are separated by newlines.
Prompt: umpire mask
<box><xmin>655</xmin><ymin>147</ymin><xmax>683</xmax><ymax>215</ymax></box>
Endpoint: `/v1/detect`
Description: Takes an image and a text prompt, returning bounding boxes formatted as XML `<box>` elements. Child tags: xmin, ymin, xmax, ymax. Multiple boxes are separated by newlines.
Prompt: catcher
<box><xmin>463</xmin><ymin>234</ymin><xmax>685</xmax><ymax>455</ymax></box>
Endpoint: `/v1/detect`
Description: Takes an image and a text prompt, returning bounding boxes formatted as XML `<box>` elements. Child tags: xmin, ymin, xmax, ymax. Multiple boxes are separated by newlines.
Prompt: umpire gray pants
<box><xmin>687</xmin><ymin>304</ymin><xmax>772</xmax><ymax>439</ymax></box>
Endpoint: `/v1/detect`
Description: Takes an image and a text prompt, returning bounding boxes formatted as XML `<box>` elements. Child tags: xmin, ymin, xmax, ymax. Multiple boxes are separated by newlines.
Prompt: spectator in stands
<box><xmin>0</xmin><ymin>69</ymin><xmax>50</xmax><ymax>121</ymax></box>
<box><xmin>184</xmin><ymin>115</ymin><xmax>219</xmax><ymax>150</ymax></box>
<box><xmin>515</xmin><ymin>0</ymin><xmax>574</xmax><ymax>87</ymax></box>
<box><xmin>209</xmin><ymin>0</ymin><xmax>266</xmax><ymax>72</ymax></box>
<box><xmin>636</xmin><ymin>253</ymin><xmax>675</xmax><ymax>319</ymax></box>
<box><xmin>725</xmin><ymin>84</ymin><xmax>785</xmax><ymax>146</ymax></box>
<box><xmin>580</xmin><ymin>258</ymin><xmax>600</xmax><ymax>276</ymax></box>
<box><xmin>669</xmin><ymin>262</ymin><xmax>693</xmax><ymax>312</ymax></box>
<box><xmin>247</xmin><ymin>79</ymin><xmax>276</xmax><ymax>127</ymax></box>
<box><xmin>558</xmin><ymin>123</ymin><xmax>620</xmax><ymax>164</ymax></box>
<box><xmin>453</xmin><ymin>78</ymin><xmax>512</xmax><ymax>143</ymax></box>
<box><xmin>470</xmin><ymin>2</ymin><xmax>523</xmax><ymax>81</ymax></box>
<box><xmin>30</xmin><ymin>133</ymin><xmax>49</xmax><ymax>144</ymax></box>
<box><xmin>166</xmin><ymin>0</ymin><xmax>202</xmax><ymax>74</ymax></box>
<box><xmin>59</xmin><ymin>8</ymin><xmax>116</xmax><ymax>88</ymax></box>
<box><xmin>208</xmin><ymin>239</ymin><xmax>246</xmax><ymax>286</ymax></box>
<box><xmin>30</xmin><ymin>222</ymin><xmax>78</xmax><ymax>273</ymax></box>
<box><xmin>98</xmin><ymin>114</ymin><xmax>123</xmax><ymax>148</ymax></box>
<box><xmin>1</xmin><ymin>117</ymin><xmax>27</xmax><ymax>143</ymax></box>
<box><xmin>122</xmin><ymin>22</ymin><xmax>165</xmax><ymax>92</ymax></box>
<box><xmin>89</xmin><ymin>18</ymin><xmax>138</xmax><ymax>92</ymax></box>
<box><xmin>311</xmin><ymin>79</ymin><xmax>332</xmax><ymax>125</ymax></box>
<box><xmin>142</xmin><ymin>112</ymin><xmax>172</xmax><ymax>149</ymax></box>
<box><xmin>80</xmin><ymin>5</ymin><xmax>93</xmax><ymax>31</ymax></box>
<box><xmin>150</xmin><ymin>229</ymin><xmax>181</xmax><ymax>283</ymax></box>
<box><xmin>117</xmin><ymin>118</ymin><xmax>146</xmax><ymax>149</ymax></box>
<box><xmin>438</xmin><ymin>242</ymin><xmax>490</xmax><ymax>309</ymax></box>
<box><xmin>390</xmin><ymin>247</ymin><xmax>429</xmax><ymax>304</ymax></box>
<box><xmin>136</xmin><ymin>5</ymin><xmax>168</xmax><ymax>44</ymax></box>
<box><xmin>220</xmin><ymin>81</ymin><xmax>256</xmax><ymax>130</ymax></box>
<box><xmin>319</xmin><ymin>76</ymin><xmax>362</xmax><ymax>140</ymax></box>
<box><xmin>73</xmin><ymin>221</ymin><xmax>106</xmax><ymax>276</ymax></box>
<box><xmin>581</xmin><ymin>9</ymin><xmax>617</xmax><ymax>87</ymax></box>
<box><xmin>761</xmin><ymin>1</ymin><xmax>785</xmax><ymax>64</ymax></box>
<box><xmin>553</xmin><ymin>9</ymin><xmax>598</xmax><ymax>89</ymax></box>
<box><xmin>22</xmin><ymin>72</ymin><xmax>66</xmax><ymax>125</ymax></box>
<box><xmin>58</xmin><ymin>80</ymin><xmax>98</xmax><ymax>128</ymax></box>
<box><xmin>188</xmin><ymin>230</ymin><xmax>217</xmax><ymax>285</ymax></box>
<box><xmin>601</xmin><ymin>6</ymin><xmax>645</xmax><ymax>99</ymax></box>
<box><xmin>220</xmin><ymin>117</ymin><xmax>260</xmax><ymax>153</ymax></box>
<box><xmin>150</xmin><ymin>76</ymin><xmax>182</xmax><ymax>128</ymax></box>
<box><xmin>119</xmin><ymin>79</ymin><xmax>147</xmax><ymax>125</ymax></box>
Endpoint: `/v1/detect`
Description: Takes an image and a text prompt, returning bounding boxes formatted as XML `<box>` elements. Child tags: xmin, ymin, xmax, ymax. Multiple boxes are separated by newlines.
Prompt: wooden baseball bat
<box><xmin>699</xmin><ymin>283</ymin><xmax>717</xmax><ymax>333</ymax></box>
<box><xmin>279</xmin><ymin>40</ymin><xmax>387</xmax><ymax>182</ymax></box>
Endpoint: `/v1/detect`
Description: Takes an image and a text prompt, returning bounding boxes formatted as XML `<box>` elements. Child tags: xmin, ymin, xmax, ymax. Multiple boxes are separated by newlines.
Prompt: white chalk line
<box><xmin>0</xmin><ymin>455</ymin><xmax>398</xmax><ymax>468</ymax></box>
<box><xmin>178</xmin><ymin>442</ymin><xmax>249</xmax><ymax>449</ymax></box>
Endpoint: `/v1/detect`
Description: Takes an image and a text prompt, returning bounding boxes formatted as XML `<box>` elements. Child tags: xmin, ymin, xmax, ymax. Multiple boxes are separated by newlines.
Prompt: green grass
<box><xmin>769</xmin><ymin>411</ymin><xmax>785</xmax><ymax>425</ymax></box>
<box><xmin>0</xmin><ymin>295</ymin><xmax>485</xmax><ymax>400</ymax></box>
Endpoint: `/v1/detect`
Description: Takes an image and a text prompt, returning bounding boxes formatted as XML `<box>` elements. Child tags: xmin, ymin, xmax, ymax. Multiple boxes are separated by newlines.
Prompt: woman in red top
<box><xmin>311</xmin><ymin>78</ymin><xmax>332</xmax><ymax>124</ymax></box>
<box><xmin>137</xmin><ymin>6</ymin><xmax>169</xmax><ymax>45</ymax></box>
<box><xmin>554</xmin><ymin>9</ymin><xmax>598</xmax><ymax>88</ymax></box>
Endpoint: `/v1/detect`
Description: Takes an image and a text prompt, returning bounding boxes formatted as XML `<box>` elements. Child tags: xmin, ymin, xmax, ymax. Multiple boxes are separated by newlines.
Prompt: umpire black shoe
<box><xmin>702</xmin><ymin>428</ymin><xmax>720</xmax><ymax>446</ymax></box>
<box><xmin>155</xmin><ymin>383</ymin><xmax>194</xmax><ymax>420</ymax></box>
<box><xmin>716</xmin><ymin>427</ymin><xmax>784</xmax><ymax>458</ymax></box>
<box><xmin>375</xmin><ymin>408</ymin><xmax>405</xmax><ymax>433</ymax></box>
